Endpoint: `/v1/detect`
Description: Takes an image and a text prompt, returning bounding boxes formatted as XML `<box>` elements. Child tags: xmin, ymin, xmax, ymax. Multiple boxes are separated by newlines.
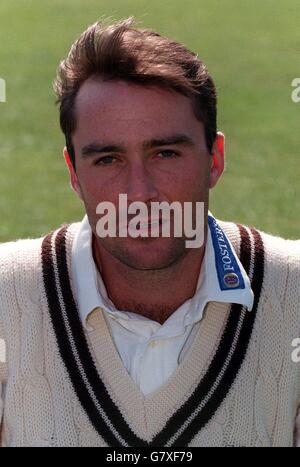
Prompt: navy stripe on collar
<box><xmin>208</xmin><ymin>215</ymin><xmax>245</xmax><ymax>291</ymax></box>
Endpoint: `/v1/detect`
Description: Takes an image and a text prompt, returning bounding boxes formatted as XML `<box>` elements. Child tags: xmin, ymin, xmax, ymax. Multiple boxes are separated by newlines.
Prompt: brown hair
<box><xmin>54</xmin><ymin>17</ymin><xmax>217</xmax><ymax>167</ymax></box>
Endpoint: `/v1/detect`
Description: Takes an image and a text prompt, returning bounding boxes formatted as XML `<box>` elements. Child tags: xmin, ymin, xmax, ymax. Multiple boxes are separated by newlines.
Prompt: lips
<box><xmin>116</xmin><ymin>216</ymin><xmax>170</xmax><ymax>237</ymax></box>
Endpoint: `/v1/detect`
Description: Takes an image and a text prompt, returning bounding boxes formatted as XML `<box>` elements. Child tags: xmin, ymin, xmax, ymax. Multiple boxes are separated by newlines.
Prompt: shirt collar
<box><xmin>71</xmin><ymin>213</ymin><xmax>254</xmax><ymax>332</ymax></box>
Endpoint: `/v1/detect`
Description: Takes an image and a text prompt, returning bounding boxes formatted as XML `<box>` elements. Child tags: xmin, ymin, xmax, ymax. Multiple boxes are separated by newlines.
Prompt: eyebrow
<box><xmin>143</xmin><ymin>134</ymin><xmax>196</xmax><ymax>150</ymax></box>
<box><xmin>80</xmin><ymin>134</ymin><xmax>196</xmax><ymax>157</ymax></box>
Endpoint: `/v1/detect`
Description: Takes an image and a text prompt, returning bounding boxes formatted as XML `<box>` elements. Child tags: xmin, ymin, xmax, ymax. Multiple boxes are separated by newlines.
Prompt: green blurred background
<box><xmin>0</xmin><ymin>0</ymin><xmax>299</xmax><ymax>241</ymax></box>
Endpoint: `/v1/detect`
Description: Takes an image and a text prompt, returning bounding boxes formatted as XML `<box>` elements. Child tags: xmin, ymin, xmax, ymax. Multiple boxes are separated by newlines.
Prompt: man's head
<box><xmin>54</xmin><ymin>17</ymin><xmax>218</xmax><ymax>168</ymax></box>
<box><xmin>53</xmin><ymin>18</ymin><xmax>224</xmax><ymax>270</ymax></box>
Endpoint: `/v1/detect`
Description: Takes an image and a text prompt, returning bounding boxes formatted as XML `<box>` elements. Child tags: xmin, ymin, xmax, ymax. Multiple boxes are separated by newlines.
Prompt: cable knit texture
<box><xmin>0</xmin><ymin>221</ymin><xmax>299</xmax><ymax>447</ymax></box>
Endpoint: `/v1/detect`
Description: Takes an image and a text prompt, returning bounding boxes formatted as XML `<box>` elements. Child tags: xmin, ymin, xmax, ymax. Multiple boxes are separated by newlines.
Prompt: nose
<box><xmin>126</xmin><ymin>161</ymin><xmax>159</xmax><ymax>204</ymax></box>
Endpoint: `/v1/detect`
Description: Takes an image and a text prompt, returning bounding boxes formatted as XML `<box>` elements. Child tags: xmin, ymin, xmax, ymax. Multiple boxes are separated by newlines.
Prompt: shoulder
<box><xmin>0</xmin><ymin>236</ymin><xmax>46</xmax><ymax>331</ymax></box>
<box><xmin>0</xmin><ymin>222</ymin><xmax>80</xmax><ymax>321</ymax></box>
<box><xmin>0</xmin><ymin>236</ymin><xmax>44</xmax><ymax>286</ymax></box>
<box><xmin>0</xmin><ymin>236</ymin><xmax>43</xmax><ymax>260</ymax></box>
<box><xmin>219</xmin><ymin>218</ymin><xmax>300</xmax><ymax>269</ymax></box>
<box><xmin>243</xmin><ymin>228</ymin><xmax>300</xmax><ymax>288</ymax></box>
<box><xmin>0</xmin><ymin>222</ymin><xmax>81</xmax><ymax>275</ymax></box>
<box><xmin>259</xmin><ymin>231</ymin><xmax>300</xmax><ymax>311</ymax></box>
<box><xmin>220</xmin><ymin>219</ymin><xmax>300</xmax><ymax>324</ymax></box>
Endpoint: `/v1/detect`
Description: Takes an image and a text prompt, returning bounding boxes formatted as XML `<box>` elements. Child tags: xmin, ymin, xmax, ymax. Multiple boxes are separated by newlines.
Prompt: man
<box><xmin>0</xmin><ymin>18</ymin><xmax>299</xmax><ymax>447</ymax></box>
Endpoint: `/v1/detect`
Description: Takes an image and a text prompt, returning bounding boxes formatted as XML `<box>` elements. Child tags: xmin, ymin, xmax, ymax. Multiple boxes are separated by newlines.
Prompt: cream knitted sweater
<box><xmin>0</xmin><ymin>220</ymin><xmax>299</xmax><ymax>447</ymax></box>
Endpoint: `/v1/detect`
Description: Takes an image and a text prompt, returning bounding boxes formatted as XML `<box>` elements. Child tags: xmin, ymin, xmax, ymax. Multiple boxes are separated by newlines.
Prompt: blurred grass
<box><xmin>0</xmin><ymin>0</ymin><xmax>299</xmax><ymax>240</ymax></box>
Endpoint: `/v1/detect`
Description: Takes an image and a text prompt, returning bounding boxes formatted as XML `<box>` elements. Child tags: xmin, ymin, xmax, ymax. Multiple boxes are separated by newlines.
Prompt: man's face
<box><xmin>67</xmin><ymin>78</ymin><xmax>224</xmax><ymax>270</ymax></box>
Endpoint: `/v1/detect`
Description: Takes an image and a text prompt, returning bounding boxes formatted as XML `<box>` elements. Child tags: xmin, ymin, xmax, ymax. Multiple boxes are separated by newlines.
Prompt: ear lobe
<box><xmin>209</xmin><ymin>132</ymin><xmax>225</xmax><ymax>189</ymax></box>
<box><xmin>63</xmin><ymin>147</ymin><xmax>83</xmax><ymax>200</ymax></box>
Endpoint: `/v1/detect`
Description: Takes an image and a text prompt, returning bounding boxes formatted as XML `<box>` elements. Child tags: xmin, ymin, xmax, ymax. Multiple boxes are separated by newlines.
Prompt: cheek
<box><xmin>76</xmin><ymin>168</ymin><xmax>113</xmax><ymax>203</ymax></box>
<box><xmin>171</xmin><ymin>161</ymin><xmax>210</xmax><ymax>200</ymax></box>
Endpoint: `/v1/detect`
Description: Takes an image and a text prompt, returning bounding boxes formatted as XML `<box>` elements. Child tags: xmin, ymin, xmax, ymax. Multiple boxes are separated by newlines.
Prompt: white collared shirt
<box><xmin>71</xmin><ymin>214</ymin><xmax>254</xmax><ymax>395</ymax></box>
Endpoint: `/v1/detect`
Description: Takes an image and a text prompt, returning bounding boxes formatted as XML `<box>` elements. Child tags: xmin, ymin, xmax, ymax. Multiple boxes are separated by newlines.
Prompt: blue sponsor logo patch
<box><xmin>223</xmin><ymin>272</ymin><xmax>240</xmax><ymax>288</ymax></box>
<box><xmin>208</xmin><ymin>215</ymin><xmax>245</xmax><ymax>291</ymax></box>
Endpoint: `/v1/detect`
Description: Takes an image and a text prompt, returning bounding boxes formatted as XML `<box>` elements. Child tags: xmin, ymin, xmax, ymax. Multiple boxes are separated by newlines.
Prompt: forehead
<box><xmin>73</xmin><ymin>78</ymin><xmax>203</xmax><ymax>140</ymax></box>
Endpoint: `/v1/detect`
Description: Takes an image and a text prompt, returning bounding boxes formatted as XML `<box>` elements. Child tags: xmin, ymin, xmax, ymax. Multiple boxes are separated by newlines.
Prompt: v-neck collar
<box><xmin>86</xmin><ymin>300</ymin><xmax>231</xmax><ymax>440</ymax></box>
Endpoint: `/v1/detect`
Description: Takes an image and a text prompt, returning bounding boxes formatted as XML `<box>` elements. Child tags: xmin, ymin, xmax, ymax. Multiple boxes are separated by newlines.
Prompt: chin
<box><xmin>107</xmin><ymin>237</ymin><xmax>187</xmax><ymax>271</ymax></box>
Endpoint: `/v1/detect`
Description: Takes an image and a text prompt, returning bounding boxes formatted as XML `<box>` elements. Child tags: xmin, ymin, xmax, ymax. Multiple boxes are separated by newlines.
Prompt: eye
<box><xmin>94</xmin><ymin>155</ymin><xmax>117</xmax><ymax>166</ymax></box>
<box><xmin>157</xmin><ymin>150</ymin><xmax>179</xmax><ymax>159</ymax></box>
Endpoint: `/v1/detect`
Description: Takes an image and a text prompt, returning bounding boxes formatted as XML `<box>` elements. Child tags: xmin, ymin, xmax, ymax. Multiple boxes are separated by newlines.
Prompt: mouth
<box><xmin>117</xmin><ymin>218</ymin><xmax>166</xmax><ymax>237</ymax></box>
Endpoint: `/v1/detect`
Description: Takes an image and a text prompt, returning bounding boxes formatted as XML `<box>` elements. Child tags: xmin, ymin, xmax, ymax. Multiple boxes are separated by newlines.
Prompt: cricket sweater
<box><xmin>0</xmin><ymin>220</ymin><xmax>299</xmax><ymax>447</ymax></box>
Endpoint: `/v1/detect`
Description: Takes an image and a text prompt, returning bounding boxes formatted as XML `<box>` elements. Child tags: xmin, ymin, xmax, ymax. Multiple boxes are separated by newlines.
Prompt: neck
<box><xmin>92</xmin><ymin>236</ymin><xmax>206</xmax><ymax>324</ymax></box>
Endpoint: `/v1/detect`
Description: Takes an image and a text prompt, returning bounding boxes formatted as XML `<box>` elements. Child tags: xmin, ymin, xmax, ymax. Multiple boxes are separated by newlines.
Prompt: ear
<box><xmin>209</xmin><ymin>132</ymin><xmax>225</xmax><ymax>189</ymax></box>
<box><xmin>63</xmin><ymin>147</ymin><xmax>83</xmax><ymax>200</ymax></box>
